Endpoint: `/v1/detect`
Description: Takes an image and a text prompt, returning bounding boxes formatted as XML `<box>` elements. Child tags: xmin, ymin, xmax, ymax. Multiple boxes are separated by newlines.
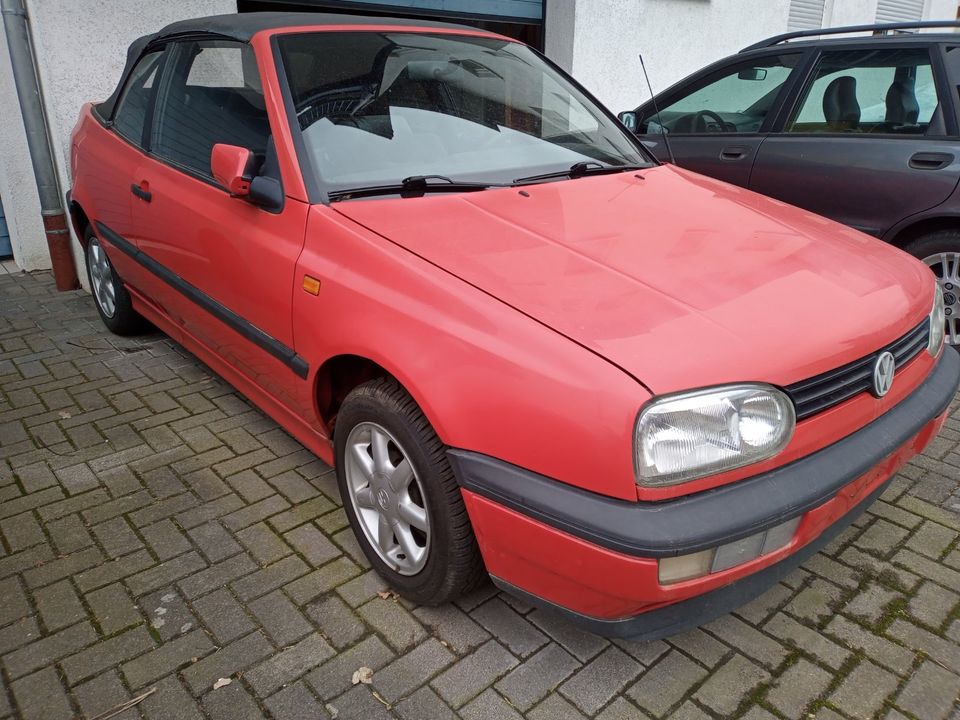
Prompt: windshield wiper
<box><xmin>513</xmin><ymin>161</ymin><xmax>647</xmax><ymax>186</ymax></box>
<box><xmin>328</xmin><ymin>175</ymin><xmax>509</xmax><ymax>201</ymax></box>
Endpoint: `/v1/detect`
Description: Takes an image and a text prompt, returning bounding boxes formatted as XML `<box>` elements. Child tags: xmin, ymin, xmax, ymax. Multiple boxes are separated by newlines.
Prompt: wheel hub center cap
<box><xmin>944</xmin><ymin>291</ymin><xmax>957</xmax><ymax>306</ymax></box>
<box><xmin>376</xmin><ymin>488</ymin><xmax>391</xmax><ymax>512</ymax></box>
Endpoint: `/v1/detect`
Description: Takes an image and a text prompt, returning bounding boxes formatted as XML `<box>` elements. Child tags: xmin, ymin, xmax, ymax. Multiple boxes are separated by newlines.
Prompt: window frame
<box><xmin>773</xmin><ymin>41</ymin><xmax>959</xmax><ymax>138</ymax></box>
<box><xmin>632</xmin><ymin>49</ymin><xmax>812</xmax><ymax>138</ymax></box>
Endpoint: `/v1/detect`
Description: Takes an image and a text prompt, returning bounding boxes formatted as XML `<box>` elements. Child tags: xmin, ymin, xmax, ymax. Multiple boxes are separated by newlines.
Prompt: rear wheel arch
<box><xmin>68</xmin><ymin>200</ymin><xmax>92</xmax><ymax>248</ymax></box>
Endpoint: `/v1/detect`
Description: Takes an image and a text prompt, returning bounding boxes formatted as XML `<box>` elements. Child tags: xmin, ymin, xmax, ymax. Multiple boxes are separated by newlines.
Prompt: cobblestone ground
<box><xmin>1</xmin><ymin>269</ymin><xmax>959</xmax><ymax>720</ymax></box>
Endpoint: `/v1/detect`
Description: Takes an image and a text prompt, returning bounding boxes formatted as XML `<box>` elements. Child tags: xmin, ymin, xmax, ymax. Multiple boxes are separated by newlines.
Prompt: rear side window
<box><xmin>112</xmin><ymin>50</ymin><xmax>163</xmax><ymax>146</ymax></box>
<box><xmin>151</xmin><ymin>40</ymin><xmax>270</xmax><ymax>178</ymax></box>
<box><xmin>787</xmin><ymin>48</ymin><xmax>942</xmax><ymax>135</ymax></box>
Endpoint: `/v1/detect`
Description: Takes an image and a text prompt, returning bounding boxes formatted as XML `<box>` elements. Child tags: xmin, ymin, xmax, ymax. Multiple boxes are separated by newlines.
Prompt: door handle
<box><xmin>909</xmin><ymin>152</ymin><xmax>953</xmax><ymax>170</ymax></box>
<box><xmin>720</xmin><ymin>146</ymin><xmax>748</xmax><ymax>161</ymax></box>
<box><xmin>130</xmin><ymin>182</ymin><xmax>152</xmax><ymax>202</ymax></box>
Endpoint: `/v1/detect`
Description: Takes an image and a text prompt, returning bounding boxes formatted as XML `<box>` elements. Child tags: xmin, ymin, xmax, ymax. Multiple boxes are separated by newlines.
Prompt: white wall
<box><xmin>0</xmin><ymin>0</ymin><xmax>235</xmax><ymax>276</ymax></box>
<box><xmin>924</xmin><ymin>0</ymin><xmax>959</xmax><ymax>19</ymax></box>
<box><xmin>548</xmin><ymin>0</ymin><xmax>959</xmax><ymax>113</ymax></box>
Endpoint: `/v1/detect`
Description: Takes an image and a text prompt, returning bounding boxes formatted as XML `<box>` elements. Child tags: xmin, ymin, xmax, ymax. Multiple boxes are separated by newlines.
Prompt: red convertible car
<box><xmin>68</xmin><ymin>13</ymin><xmax>959</xmax><ymax>639</ymax></box>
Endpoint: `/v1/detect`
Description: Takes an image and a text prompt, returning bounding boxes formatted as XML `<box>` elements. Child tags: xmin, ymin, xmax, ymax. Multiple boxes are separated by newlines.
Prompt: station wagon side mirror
<box><xmin>211</xmin><ymin>143</ymin><xmax>256</xmax><ymax>197</ymax></box>
<box><xmin>618</xmin><ymin>111</ymin><xmax>639</xmax><ymax>132</ymax></box>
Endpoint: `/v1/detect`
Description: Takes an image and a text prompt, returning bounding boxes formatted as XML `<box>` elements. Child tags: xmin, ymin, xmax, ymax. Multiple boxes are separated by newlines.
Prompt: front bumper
<box><xmin>450</xmin><ymin>349</ymin><xmax>959</xmax><ymax>639</ymax></box>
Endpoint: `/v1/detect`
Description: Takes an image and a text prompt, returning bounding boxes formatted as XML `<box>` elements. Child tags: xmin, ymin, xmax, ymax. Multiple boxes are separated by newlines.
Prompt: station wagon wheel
<box><xmin>344</xmin><ymin>421</ymin><xmax>431</xmax><ymax>575</ymax></box>
<box><xmin>903</xmin><ymin>230</ymin><xmax>960</xmax><ymax>347</ymax></box>
<box><xmin>334</xmin><ymin>377</ymin><xmax>486</xmax><ymax>605</ymax></box>
<box><xmin>83</xmin><ymin>226</ymin><xmax>147</xmax><ymax>336</ymax></box>
<box><xmin>922</xmin><ymin>251</ymin><xmax>960</xmax><ymax>345</ymax></box>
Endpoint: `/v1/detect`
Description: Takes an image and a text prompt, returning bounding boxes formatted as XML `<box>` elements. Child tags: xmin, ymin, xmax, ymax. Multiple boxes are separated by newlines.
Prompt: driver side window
<box><xmin>641</xmin><ymin>54</ymin><xmax>801</xmax><ymax>135</ymax></box>
<box><xmin>151</xmin><ymin>40</ymin><xmax>270</xmax><ymax>179</ymax></box>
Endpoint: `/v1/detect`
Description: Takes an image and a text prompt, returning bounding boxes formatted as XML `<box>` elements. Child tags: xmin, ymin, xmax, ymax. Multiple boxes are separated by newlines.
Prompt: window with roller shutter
<box><xmin>788</xmin><ymin>0</ymin><xmax>825</xmax><ymax>30</ymax></box>
<box><xmin>876</xmin><ymin>0</ymin><xmax>926</xmax><ymax>23</ymax></box>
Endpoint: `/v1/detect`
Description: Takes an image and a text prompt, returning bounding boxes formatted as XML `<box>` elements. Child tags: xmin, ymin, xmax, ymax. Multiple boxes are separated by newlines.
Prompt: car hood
<box><xmin>333</xmin><ymin>165</ymin><xmax>932</xmax><ymax>393</ymax></box>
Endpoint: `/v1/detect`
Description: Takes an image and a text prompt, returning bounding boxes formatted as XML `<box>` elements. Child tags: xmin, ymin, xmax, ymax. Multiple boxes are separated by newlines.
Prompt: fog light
<box><xmin>658</xmin><ymin>548</ymin><xmax>714</xmax><ymax>585</ymax></box>
<box><xmin>658</xmin><ymin>517</ymin><xmax>801</xmax><ymax>585</ymax></box>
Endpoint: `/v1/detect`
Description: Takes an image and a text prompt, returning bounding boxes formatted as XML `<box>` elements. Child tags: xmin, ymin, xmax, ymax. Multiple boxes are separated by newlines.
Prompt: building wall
<box><xmin>0</xmin><ymin>0</ymin><xmax>235</xmax><ymax>277</ymax></box>
<box><xmin>547</xmin><ymin>0</ymin><xmax>959</xmax><ymax>114</ymax></box>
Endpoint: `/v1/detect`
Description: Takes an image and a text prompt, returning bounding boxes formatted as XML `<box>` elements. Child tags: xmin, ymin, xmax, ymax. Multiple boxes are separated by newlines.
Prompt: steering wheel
<box><xmin>693</xmin><ymin>110</ymin><xmax>727</xmax><ymax>133</ymax></box>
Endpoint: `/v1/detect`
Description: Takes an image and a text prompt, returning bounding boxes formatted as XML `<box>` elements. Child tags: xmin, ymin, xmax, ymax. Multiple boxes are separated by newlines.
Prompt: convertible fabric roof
<box><xmin>157</xmin><ymin>11</ymin><xmax>476</xmax><ymax>42</ymax></box>
<box><xmin>97</xmin><ymin>11</ymin><xmax>479</xmax><ymax>120</ymax></box>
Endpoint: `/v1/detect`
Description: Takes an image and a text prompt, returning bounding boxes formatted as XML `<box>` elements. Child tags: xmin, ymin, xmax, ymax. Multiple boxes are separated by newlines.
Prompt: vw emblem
<box><xmin>872</xmin><ymin>351</ymin><xmax>896</xmax><ymax>398</ymax></box>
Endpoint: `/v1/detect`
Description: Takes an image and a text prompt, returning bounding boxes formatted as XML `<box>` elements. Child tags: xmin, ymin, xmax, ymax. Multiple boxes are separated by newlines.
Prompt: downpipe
<box><xmin>2</xmin><ymin>0</ymin><xmax>78</xmax><ymax>290</ymax></box>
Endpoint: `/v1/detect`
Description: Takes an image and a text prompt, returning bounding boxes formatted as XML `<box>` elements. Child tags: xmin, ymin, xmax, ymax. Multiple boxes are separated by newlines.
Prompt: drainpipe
<box><xmin>2</xmin><ymin>0</ymin><xmax>78</xmax><ymax>290</ymax></box>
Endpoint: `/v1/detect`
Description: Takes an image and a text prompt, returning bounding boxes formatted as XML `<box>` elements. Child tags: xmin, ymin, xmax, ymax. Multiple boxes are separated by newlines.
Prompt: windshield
<box><xmin>277</xmin><ymin>31</ymin><xmax>651</xmax><ymax>195</ymax></box>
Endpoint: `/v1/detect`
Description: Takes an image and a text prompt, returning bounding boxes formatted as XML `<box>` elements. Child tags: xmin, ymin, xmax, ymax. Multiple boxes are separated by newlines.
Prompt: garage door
<box><xmin>876</xmin><ymin>0</ymin><xmax>925</xmax><ymax>23</ymax></box>
<box><xmin>0</xmin><ymin>196</ymin><xmax>11</xmax><ymax>260</ymax></box>
<box><xmin>301</xmin><ymin>0</ymin><xmax>543</xmax><ymax>20</ymax></box>
<box><xmin>381</xmin><ymin>0</ymin><xmax>540</xmax><ymax>19</ymax></box>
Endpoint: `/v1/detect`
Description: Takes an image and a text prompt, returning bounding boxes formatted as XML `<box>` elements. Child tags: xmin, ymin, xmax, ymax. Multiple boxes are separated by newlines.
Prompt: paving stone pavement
<box><xmin>1</xmin><ymin>269</ymin><xmax>959</xmax><ymax>720</ymax></box>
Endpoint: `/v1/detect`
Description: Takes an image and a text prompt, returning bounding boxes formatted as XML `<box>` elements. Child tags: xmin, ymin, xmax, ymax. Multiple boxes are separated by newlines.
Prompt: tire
<box><xmin>902</xmin><ymin>229</ymin><xmax>960</xmax><ymax>347</ymax></box>
<box><xmin>334</xmin><ymin>378</ymin><xmax>485</xmax><ymax>605</ymax></box>
<box><xmin>84</xmin><ymin>226</ymin><xmax>146</xmax><ymax>336</ymax></box>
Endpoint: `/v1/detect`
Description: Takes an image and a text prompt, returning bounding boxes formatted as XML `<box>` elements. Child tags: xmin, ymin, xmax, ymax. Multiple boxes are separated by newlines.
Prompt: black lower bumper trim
<box><xmin>491</xmin><ymin>476</ymin><xmax>892</xmax><ymax>640</ymax></box>
<box><xmin>450</xmin><ymin>348</ymin><xmax>959</xmax><ymax>558</ymax></box>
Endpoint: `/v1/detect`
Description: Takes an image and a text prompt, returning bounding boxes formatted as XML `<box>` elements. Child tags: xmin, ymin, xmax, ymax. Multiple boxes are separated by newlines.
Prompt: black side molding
<box><xmin>449</xmin><ymin>348</ymin><xmax>960</xmax><ymax>558</ymax></box>
<box><xmin>492</xmin><ymin>477</ymin><xmax>893</xmax><ymax>640</ymax></box>
<box><xmin>95</xmin><ymin>221</ymin><xmax>309</xmax><ymax>380</ymax></box>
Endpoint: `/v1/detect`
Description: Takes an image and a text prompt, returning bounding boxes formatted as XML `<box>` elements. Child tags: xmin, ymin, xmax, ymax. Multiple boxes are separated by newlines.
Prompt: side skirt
<box><xmin>124</xmin><ymin>280</ymin><xmax>334</xmax><ymax>466</ymax></box>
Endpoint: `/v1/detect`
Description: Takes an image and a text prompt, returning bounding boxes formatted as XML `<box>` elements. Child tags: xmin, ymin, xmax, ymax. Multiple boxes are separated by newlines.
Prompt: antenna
<box><xmin>638</xmin><ymin>52</ymin><xmax>676</xmax><ymax>165</ymax></box>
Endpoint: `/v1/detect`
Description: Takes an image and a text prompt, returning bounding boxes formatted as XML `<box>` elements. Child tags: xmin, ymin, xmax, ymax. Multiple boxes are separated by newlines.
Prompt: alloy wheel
<box><xmin>87</xmin><ymin>238</ymin><xmax>117</xmax><ymax>319</ymax></box>
<box><xmin>343</xmin><ymin>421</ymin><xmax>431</xmax><ymax>575</ymax></box>
<box><xmin>923</xmin><ymin>252</ymin><xmax>960</xmax><ymax>345</ymax></box>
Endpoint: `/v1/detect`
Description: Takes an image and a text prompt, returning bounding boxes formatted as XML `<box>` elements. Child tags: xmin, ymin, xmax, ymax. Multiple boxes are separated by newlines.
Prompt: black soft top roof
<box><xmin>97</xmin><ymin>11</ymin><xmax>480</xmax><ymax>120</ymax></box>
<box><xmin>157</xmin><ymin>11</ymin><xmax>475</xmax><ymax>42</ymax></box>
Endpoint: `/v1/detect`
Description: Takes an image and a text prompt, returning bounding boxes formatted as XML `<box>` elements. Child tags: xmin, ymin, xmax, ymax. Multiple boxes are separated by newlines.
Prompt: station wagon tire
<box><xmin>903</xmin><ymin>230</ymin><xmax>960</xmax><ymax>347</ymax></box>
<box><xmin>334</xmin><ymin>378</ymin><xmax>485</xmax><ymax>605</ymax></box>
<box><xmin>84</xmin><ymin>226</ymin><xmax>146</xmax><ymax>336</ymax></box>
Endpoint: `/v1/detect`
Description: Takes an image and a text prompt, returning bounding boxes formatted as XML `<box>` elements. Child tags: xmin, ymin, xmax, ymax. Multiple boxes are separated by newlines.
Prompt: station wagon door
<box><xmin>633</xmin><ymin>52</ymin><xmax>806</xmax><ymax>187</ymax></box>
<box><xmin>750</xmin><ymin>45</ymin><xmax>960</xmax><ymax>238</ymax></box>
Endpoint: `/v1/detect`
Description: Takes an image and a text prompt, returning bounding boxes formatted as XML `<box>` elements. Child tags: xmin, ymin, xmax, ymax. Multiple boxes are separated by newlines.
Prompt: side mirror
<box><xmin>618</xmin><ymin>111</ymin><xmax>639</xmax><ymax>132</ymax></box>
<box><xmin>211</xmin><ymin>143</ymin><xmax>256</xmax><ymax>197</ymax></box>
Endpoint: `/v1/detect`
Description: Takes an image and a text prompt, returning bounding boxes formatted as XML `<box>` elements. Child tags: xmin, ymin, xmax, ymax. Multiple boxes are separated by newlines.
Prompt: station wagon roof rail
<box><xmin>740</xmin><ymin>20</ymin><xmax>960</xmax><ymax>53</ymax></box>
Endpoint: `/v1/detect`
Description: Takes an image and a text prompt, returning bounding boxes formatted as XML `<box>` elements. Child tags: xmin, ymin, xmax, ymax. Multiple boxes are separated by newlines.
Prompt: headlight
<box><xmin>928</xmin><ymin>284</ymin><xmax>945</xmax><ymax>357</ymax></box>
<box><xmin>635</xmin><ymin>385</ymin><xmax>796</xmax><ymax>487</ymax></box>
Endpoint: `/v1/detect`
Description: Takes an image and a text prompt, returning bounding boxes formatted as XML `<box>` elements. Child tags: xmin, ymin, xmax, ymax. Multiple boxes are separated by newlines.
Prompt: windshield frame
<box><xmin>268</xmin><ymin>28</ymin><xmax>658</xmax><ymax>204</ymax></box>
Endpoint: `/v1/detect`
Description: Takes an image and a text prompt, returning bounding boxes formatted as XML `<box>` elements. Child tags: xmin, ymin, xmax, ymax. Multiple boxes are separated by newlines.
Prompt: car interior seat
<box><xmin>822</xmin><ymin>76</ymin><xmax>860</xmax><ymax>131</ymax></box>
<box><xmin>884</xmin><ymin>67</ymin><xmax>920</xmax><ymax>127</ymax></box>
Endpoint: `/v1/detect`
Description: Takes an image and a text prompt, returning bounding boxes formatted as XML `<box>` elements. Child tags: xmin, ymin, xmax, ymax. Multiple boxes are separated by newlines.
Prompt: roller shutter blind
<box><xmin>788</xmin><ymin>0</ymin><xmax>825</xmax><ymax>30</ymax></box>
<box><xmin>876</xmin><ymin>0</ymin><xmax>926</xmax><ymax>23</ymax></box>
